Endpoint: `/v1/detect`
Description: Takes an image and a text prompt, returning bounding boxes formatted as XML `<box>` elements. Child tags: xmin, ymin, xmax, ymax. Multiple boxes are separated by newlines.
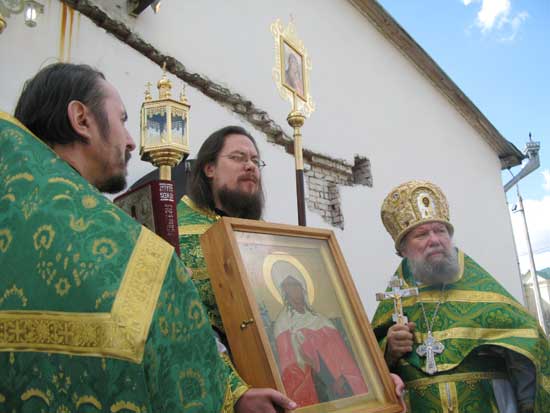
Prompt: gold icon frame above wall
<box><xmin>271</xmin><ymin>18</ymin><xmax>315</xmax><ymax>116</ymax></box>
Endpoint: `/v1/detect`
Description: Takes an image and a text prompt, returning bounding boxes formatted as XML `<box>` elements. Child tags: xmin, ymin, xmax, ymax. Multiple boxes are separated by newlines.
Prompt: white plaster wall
<box><xmin>0</xmin><ymin>0</ymin><xmax>521</xmax><ymax>317</ymax></box>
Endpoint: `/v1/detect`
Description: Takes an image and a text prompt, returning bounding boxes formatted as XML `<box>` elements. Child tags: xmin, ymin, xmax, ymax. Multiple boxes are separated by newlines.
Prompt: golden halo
<box><xmin>263</xmin><ymin>252</ymin><xmax>315</xmax><ymax>305</ymax></box>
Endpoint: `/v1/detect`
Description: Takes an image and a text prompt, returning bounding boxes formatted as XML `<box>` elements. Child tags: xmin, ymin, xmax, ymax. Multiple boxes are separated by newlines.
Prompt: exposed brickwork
<box><xmin>304</xmin><ymin>155</ymin><xmax>373</xmax><ymax>228</ymax></box>
<box><xmin>352</xmin><ymin>155</ymin><xmax>373</xmax><ymax>187</ymax></box>
<box><xmin>306</xmin><ymin>167</ymin><xmax>345</xmax><ymax>229</ymax></box>
<box><xmin>61</xmin><ymin>0</ymin><xmax>373</xmax><ymax>228</ymax></box>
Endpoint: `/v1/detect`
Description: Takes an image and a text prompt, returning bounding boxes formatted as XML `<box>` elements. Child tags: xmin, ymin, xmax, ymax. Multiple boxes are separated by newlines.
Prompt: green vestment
<box><xmin>372</xmin><ymin>250</ymin><xmax>550</xmax><ymax>413</ymax></box>
<box><xmin>177</xmin><ymin>196</ymin><xmax>249</xmax><ymax>400</ymax></box>
<box><xmin>0</xmin><ymin>112</ymin><xmax>236</xmax><ymax>413</ymax></box>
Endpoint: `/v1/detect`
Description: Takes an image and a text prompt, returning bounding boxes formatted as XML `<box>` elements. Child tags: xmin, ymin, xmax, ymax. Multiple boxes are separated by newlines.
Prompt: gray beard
<box><xmin>408</xmin><ymin>247</ymin><xmax>460</xmax><ymax>285</ymax></box>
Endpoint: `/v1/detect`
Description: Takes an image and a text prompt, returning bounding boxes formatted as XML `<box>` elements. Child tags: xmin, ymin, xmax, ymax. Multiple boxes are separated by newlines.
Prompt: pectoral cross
<box><xmin>376</xmin><ymin>276</ymin><xmax>418</xmax><ymax>325</ymax></box>
<box><xmin>416</xmin><ymin>331</ymin><xmax>444</xmax><ymax>375</ymax></box>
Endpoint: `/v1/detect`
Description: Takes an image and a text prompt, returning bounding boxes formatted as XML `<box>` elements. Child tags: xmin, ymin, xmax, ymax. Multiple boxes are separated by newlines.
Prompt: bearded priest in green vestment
<box><xmin>178</xmin><ymin>126</ymin><xmax>406</xmax><ymax>412</ymax></box>
<box><xmin>372</xmin><ymin>180</ymin><xmax>550</xmax><ymax>413</ymax></box>
<box><xmin>178</xmin><ymin>126</ymin><xmax>265</xmax><ymax>339</ymax></box>
<box><xmin>177</xmin><ymin>126</ymin><xmax>299</xmax><ymax>412</ymax></box>
<box><xmin>0</xmin><ymin>63</ymin><xmax>256</xmax><ymax>413</ymax></box>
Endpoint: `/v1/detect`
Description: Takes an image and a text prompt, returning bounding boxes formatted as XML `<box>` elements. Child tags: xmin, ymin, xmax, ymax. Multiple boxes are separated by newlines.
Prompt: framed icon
<box><xmin>201</xmin><ymin>218</ymin><xmax>401</xmax><ymax>413</ymax></box>
<box><xmin>271</xmin><ymin>19</ymin><xmax>315</xmax><ymax>116</ymax></box>
<box><xmin>281</xmin><ymin>39</ymin><xmax>306</xmax><ymax>100</ymax></box>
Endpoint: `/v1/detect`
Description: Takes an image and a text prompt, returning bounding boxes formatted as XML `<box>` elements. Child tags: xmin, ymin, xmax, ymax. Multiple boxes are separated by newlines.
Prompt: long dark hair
<box><xmin>187</xmin><ymin>125</ymin><xmax>260</xmax><ymax>211</ymax></box>
<box><xmin>14</xmin><ymin>63</ymin><xmax>108</xmax><ymax>146</ymax></box>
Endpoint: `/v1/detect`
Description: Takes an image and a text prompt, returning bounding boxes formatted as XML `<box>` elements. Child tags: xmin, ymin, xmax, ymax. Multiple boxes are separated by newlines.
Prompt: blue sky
<box><xmin>377</xmin><ymin>0</ymin><xmax>550</xmax><ymax>272</ymax></box>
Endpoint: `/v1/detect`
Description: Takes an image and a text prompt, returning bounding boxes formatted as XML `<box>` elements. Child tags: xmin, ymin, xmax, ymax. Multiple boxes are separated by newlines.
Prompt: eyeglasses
<box><xmin>221</xmin><ymin>152</ymin><xmax>266</xmax><ymax>169</ymax></box>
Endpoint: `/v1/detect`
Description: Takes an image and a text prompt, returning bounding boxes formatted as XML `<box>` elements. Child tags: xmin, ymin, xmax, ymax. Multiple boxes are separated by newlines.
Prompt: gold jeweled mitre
<box><xmin>381</xmin><ymin>180</ymin><xmax>453</xmax><ymax>250</ymax></box>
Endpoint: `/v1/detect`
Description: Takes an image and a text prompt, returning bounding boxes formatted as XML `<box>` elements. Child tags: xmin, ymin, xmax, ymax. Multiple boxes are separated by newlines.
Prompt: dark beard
<box><xmin>98</xmin><ymin>174</ymin><xmax>127</xmax><ymax>194</ymax></box>
<box><xmin>408</xmin><ymin>246</ymin><xmax>460</xmax><ymax>285</ymax></box>
<box><xmin>217</xmin><ymin>185</ymin><xmax>264</xmax><ymax>220</ymax></box>
<box><xmin>97</xmin><ymin>151</ymin><xmax>131</xmax><ymax>194</ymax></box>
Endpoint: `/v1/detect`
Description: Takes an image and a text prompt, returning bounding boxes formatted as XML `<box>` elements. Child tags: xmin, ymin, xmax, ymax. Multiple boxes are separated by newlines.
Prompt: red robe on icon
<box><xmin>274</xmin><ymin>307</ymin><xmax>368</xmax><ymax>407</ymax></box>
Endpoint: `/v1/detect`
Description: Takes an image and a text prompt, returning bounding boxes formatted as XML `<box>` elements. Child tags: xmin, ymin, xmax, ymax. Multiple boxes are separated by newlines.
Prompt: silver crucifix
<box><xmin>376</xmin><ymin>276</ymin><xmax>419</xmax><ymax>325</ymax></box>
<box><xmin>416</xmin><ymin>331</ymin><xmax>444</xmax><ymax>375</ymax></box>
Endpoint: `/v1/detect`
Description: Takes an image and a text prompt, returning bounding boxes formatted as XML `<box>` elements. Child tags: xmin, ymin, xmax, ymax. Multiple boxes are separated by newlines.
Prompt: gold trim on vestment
<box><xmin>111</xmin><ymin>228</ymin><xmax>173</xmax><ymax>362</ymax></box>
<box><xmin>438</xmin><ymin>382</ymin><xmax>458</xmax><ymax>412</ymax></box>
<box><xmin>456</xmin><ymin>249</ymin><xmax>464</xmax><ymax>280</ymax></box>
<box><xmin>181</xmin><ymin>195</ymin><xmax>220</xmax><ymax>220</ymax></box>
<box><xmin>220</xmin><ymin>352</ymin><xmax>251</xmax><ymax>403</ymax></box>
<box><xmin>222</xmin><ymin>385</ymin><xmax>235</xmax><ymax>413</ymax></box>
<box><xmin>376</xmin><ymin>290</ymin><xmax>524</xmax><ymax>328</ymax></box>
<box><xmin>0</xmin><ymin>228</ymin><xmax>172</xmax><ymax>363</ymax></box>
<box><xmin>232</xmin><ymin>384</ymin><xmax>250</xmax><ymax>402</ymax></box>
<box><xmin>178</xmin><ymin>224</ymin><xmax>212</xmax><ymax>235</ymax></box>
<box><xmin>405</xmin><ymin>289</ymin><xmax>525</xmax><ymax>312</ymax></box>
<box><xmin>414</xmin><ymin>327</ymin><xmax>539</xmax><ymax>343</ymax></box>
<box><xmin>404</xmin><ymin>356</ymin><xmax>532</xmax><ymax>372</ymax></box>
<box><xmin>398</xmin><ymin>358</ymin><xmax>460</xmax><ymax>372</ymax></box>
<box><xmin>406</xmin><ymin>371</ymin><xmax>507</xmax><ymax>388</ymax></box>
<box><xmin>0</xmin><ymin>112</ymin><xmax>29</xmax><ymax>132</ymax></box>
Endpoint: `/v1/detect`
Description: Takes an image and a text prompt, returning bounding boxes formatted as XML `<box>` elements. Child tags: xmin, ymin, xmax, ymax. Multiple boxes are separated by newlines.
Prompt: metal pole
<box><xmin>291</xmin><ymin>123</ymin><xmax>306</xmax><ymax>226</ymax></box>
<box><xmin>516</xmin><ymin>185</ymin><xmax>547</xmax><ymax>334</ymax></box>
<box><xmin>507</xmin><ymin>196</ymin><xmax>529</xmax><ymax>305</ymax></box>
<box><xmin>287</xmin><ymin>93</ymin><xmax>307</xmax><ymax>227</ymax></box>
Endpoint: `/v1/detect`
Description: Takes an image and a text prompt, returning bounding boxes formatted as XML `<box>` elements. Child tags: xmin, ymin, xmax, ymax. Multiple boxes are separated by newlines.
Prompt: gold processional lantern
<box><xmin>0</xmin><ymin>13</ymin><xmax>6</xmax><ymax>34</ymax></box>
<box><xmin>140</xmin><ymin>65</ymin><xmax>190</xmax><ymax>181</ymax></box>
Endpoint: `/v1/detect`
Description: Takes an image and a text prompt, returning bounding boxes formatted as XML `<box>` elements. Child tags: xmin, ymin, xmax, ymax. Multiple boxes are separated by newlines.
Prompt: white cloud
<box><xmin>462</xmin><ymin>0</ymin><xmax>528</xmax><ymax>41</ymax></box>
<box><xmin>510</xmin><ymin>195</ymin><xmax>550</xmax><ymax>273</ymax></box>
<box><xmin>478</xmin><ymin>0</ymin><xmax>511</xmax><ymax>31</ymax></box>
<box><xmin>543</xmin><ymin>170</ymin><xmax>550</xmax><ymax>191</ymax></box>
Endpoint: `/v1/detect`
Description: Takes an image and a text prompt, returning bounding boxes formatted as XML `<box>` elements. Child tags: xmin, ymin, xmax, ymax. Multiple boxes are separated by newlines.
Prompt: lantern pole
<box><xmin>140</xmin><ymin>63</ymin><xmax>190</xmax><ymax>181</ymax></box>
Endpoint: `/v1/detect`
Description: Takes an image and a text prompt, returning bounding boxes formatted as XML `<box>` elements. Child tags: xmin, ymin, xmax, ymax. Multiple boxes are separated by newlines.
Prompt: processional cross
<box><xmin>376</xmin><ymin>276</ymin><xmax>445</xmax><ymax>375</ymax></box>
<box><xmin>375</xmin><ymin>276</ymin><xmax>418</xmax><ymax>325</ymax></box>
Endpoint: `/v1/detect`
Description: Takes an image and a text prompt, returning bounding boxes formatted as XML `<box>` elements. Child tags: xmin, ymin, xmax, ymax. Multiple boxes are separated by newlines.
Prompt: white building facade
<box><xmin>0</xmin><ymin>0</ymin><xmax>524</xmax><ymax>316</ymax></box>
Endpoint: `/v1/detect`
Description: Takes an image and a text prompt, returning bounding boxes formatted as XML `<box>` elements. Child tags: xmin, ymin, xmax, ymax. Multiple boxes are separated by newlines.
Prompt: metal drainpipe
<box><xmin>504</xmin><ymin>136</ymin><xmax>546</xmax><ymax>334</ymax></box>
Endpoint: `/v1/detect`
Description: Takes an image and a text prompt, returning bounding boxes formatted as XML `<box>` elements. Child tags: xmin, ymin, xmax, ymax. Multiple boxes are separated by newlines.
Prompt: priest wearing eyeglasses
<box><xmin>177</xmin><ymin>126</ymin><xmax>406</xmax><ymax>412</ymax></box>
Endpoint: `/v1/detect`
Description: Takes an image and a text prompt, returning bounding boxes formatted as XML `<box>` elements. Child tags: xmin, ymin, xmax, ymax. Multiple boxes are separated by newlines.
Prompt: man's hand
<box><xmin>386</xmin><ymin>322</ymin><xmax>416</xmax><ymax>366</ymax></box>
<box><xmin>235</xmin><ymin>388</ymin><xmax>297</xmax><ymax>413</ymax></box>
<box><xmin>390</xmin><ymin>373</ymin><xmax>407</xmax><ymax>413</ymax></box>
